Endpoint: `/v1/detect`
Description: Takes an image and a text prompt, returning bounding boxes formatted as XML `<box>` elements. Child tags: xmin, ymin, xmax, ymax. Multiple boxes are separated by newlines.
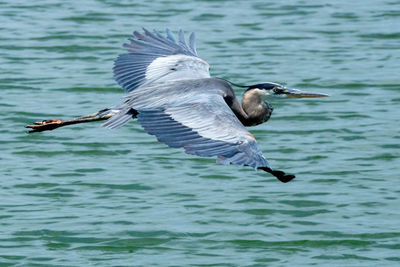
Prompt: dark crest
<box><xmin>245</xmin><ymin>82</ymin><xmax>281</xmax><ymax>92</ymax></box>
<box><xmin>219</xmin><ymin>78</ymin><xmax>281</xmax><ymax>93</ymax></box>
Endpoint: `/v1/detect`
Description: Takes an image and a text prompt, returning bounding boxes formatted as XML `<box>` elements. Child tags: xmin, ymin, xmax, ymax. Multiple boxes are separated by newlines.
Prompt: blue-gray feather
<box><xmin>189</xmin><ymin>33</ymin><xmax>197</xmax><ymax>55</ymax></box>
<box><xmin>137</xmin><ymin>110</ymin><xmax>263</xmax><ymax>166</ymax></box>
<box><xmin>114</xmin><ymin>28</ymin><xmax>199</xmax><ymax>93</ymax></box>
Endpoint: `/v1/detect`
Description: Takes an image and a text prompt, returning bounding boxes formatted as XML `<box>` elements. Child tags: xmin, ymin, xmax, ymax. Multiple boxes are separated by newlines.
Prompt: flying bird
<box><xmin>26</xmin><ymin>28</ymin><xmax>328</xmax><ymax>183</ymax></box>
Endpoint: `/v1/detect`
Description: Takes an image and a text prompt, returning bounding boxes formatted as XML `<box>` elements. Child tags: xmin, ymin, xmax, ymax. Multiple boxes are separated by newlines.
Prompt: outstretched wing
<box><xmin>114</xmin><ymin>28</ymin><xmax>210</xmax><ymax>93</ymax></box>
<box><xmin>103</xmin><ymin>78</ymin><xmax>271</xmax><ymax>169</ymax></box>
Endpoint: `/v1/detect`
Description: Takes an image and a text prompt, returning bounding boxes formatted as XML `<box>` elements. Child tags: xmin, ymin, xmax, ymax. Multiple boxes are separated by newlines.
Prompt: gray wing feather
<box><xmin>189</xmin><ymin>33</ymin><xmax>197</xmax><ymax>55</ymax></box>
<box><xmin>178</xmin><ymin>29</ymin><xmax>189</xmax><ymax>51</ymax></box>
<box><xmin>114</xmin><ymin>28</ymin><xmax>209</xmax><ymax>93</ymax></box>
<box><xmin>136</xmin><ymin>109</ymin><xmax>269</xmax><ymax>169</ymax></box>
<box><xmin>166</xmin><ymin>28</ymin><xmax>176</xmax><ymax>43</ymax></box>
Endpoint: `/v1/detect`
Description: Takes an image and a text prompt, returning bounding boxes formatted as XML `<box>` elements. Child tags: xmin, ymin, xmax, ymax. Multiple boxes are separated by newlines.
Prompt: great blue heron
<box><xmin>26</xmin><ymin>28</ymin><xmax>328</xmax><ymax>183</ymax></box>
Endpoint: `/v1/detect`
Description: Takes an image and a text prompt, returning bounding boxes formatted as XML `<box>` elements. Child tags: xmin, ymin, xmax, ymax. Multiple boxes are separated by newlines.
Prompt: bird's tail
<box><xmin>101</xmin><ymin>108</ymin><xmax>138</xmax><ymax>129</ymax></box>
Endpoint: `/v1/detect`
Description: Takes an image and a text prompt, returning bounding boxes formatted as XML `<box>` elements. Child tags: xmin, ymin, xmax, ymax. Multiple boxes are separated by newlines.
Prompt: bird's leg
<box><xmin>25</xmin><ymin>108</ymin><xmax>116</xmax><ymax>133</ymax></box>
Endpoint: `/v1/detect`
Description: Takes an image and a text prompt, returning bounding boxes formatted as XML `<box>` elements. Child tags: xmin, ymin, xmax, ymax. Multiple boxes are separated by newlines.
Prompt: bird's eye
<box><xmin>273</xmin><ymin>88</ymin><xmax>279</xmax><ymax>93</ymax></box>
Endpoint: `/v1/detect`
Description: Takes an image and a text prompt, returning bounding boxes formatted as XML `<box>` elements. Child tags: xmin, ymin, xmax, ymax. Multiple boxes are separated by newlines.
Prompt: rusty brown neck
<box><xmin>220</xmin><ymin>80</ymin><xmax>273</xmax><ymax>127</ymax></box>
<box><xmin>240</xmin><ymin>89</ymin><xmax>273</xmax><ymax>127</ymax></box>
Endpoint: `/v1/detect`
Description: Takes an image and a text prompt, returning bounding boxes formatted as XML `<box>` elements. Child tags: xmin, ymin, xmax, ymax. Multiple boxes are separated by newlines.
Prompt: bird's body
<box><xmin>26</xmin><ymin>28</ymin><xmax>328</xmax><ymax>183</ymax></box>
<box><xmin>103</xmin><ymin>77</ymin><xmax>271</xmax><ymax>171</ymax></box>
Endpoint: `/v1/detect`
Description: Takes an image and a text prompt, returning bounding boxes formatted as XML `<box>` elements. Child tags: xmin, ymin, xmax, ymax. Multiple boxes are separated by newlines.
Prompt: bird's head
<box><xmin>245</xmin><ymin>82</ymin><xmax>329</xmax><ymax>99</ymax></box>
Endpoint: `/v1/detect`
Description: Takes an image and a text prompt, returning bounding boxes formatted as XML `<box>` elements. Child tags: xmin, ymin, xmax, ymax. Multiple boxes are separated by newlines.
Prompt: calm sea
<box><xmin>1</xmin><ymin>0</ymin><xmax>399</xmax><ymax>266</ymax></box>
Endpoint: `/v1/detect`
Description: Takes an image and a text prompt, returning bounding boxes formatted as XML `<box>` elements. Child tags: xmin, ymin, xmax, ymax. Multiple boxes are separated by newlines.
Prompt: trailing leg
<box><xmin>26</xmin><ymin>108</ymin><xmax>118</xmax><ymax>133</ymax></box>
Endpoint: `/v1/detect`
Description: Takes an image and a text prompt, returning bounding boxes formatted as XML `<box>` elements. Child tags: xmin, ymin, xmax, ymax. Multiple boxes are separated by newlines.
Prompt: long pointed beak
<box><xmin>284</xmin><ymin>88</ymin><xmax>329</xmax><ymax>98</ymax></box>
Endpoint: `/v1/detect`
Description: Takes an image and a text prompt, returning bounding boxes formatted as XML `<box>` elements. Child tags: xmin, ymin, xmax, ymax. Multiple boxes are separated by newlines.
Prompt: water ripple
<box><xmin>1</xmin><ymin>0</ymin><xmax>400</xmax><ymax>266</ymax></box>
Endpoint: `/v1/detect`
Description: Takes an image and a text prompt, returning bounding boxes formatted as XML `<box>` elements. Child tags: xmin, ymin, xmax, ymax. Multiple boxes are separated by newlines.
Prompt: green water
<box><xmin>1</xmin><ymin>0</ymin><xmax>400</xmax><ymax>266</ymax></box>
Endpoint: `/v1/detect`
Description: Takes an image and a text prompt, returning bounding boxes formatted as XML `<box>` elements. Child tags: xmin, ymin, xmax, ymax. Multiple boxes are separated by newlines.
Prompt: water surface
<box><xmin>1</xmin><ymin>0</ymin><xmax>400</xmax><ymax>266</ymax></box>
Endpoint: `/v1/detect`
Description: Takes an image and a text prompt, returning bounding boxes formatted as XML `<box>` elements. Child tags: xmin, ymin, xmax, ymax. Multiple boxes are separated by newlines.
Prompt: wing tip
<box><xmin>258</xmin><ymin>167</ymin><xmax>296</xmax><ymax>183</ymax></box>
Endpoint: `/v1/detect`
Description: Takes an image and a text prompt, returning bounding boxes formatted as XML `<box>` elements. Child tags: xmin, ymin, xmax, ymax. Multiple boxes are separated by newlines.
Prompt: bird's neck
<box><xmin>220</xmin><ymin>82</ymin><xmax>273</xmax><ymax>127</ymax></box>
<box><xmin>240</xmin><ymin>92</ymin><xmax>273</xmax><ymax>126</ymax></box>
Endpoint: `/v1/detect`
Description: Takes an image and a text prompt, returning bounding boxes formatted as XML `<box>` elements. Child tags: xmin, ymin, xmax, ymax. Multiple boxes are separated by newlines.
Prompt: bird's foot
<box><xmin>26</xmin><ymin>119</ymin><xmax>64</xmax><ymax>133</ymax></box>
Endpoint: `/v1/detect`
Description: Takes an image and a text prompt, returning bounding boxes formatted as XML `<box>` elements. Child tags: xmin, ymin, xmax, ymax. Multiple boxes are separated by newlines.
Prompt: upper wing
<box><xmin>103</xmin><ymin>78</ymin><xmax>271</xmax><ymax>169</ymax></box>
<box><xmin>114</xmin><ymin>28</ymin><xmax>210</xmax><ymax>93</ymax></box>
